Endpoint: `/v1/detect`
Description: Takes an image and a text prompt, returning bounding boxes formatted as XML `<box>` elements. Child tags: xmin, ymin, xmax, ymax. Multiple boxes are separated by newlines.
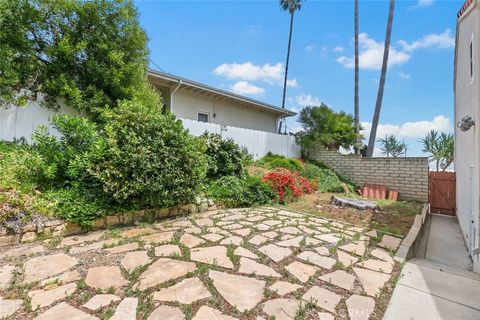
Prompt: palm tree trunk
<box><xmin>366</xmin><ymin>0</ymin><xmax>395</xmax><ymax>157</ymax></box>
<box><xmin>354</xmin><ymin>0</ymin><xmax>360</xmax><ymax>154</ymax></box>
<box><xmin>279</xmin><ymin>12</ymin><xmax>294</xmax><ymax>133</ymax></box>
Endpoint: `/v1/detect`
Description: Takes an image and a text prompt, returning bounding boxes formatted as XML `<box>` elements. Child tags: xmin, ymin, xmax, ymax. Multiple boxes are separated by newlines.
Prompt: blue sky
<box><xmin>136</xmin><ymin>0</ymin><xmax>460</xmax><ymax>156</ymax></box>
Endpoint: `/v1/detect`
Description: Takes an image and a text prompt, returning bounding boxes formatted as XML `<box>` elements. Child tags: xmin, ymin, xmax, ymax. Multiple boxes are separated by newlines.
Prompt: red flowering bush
<box><xmin>263</xmin><ymin>168</ymin><xmax>315</xmax><ymax>203</ymax></box>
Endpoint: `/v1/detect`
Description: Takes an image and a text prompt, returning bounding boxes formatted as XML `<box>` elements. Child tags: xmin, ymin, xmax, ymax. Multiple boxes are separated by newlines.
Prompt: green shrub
<box><xmin>256</xmin><ymin>152</ymin><xmax>302</xmax><ymax>172</ymax></box>
<box><xmin>202</xmin><ymin>133</ymin><xmax>251</xmax><ymax>180</ymax></box>
<box><xmin>93</xmin><ymin>100</ymin><xmax>207</xmax><ymax>208</ymax></box>
<box><xmin>300</xmin><ymin>161</ymin><xmax>356</xmax><ymax>193</ymax></box>
<box><xmin>207</xmin><ymin>175</ymin><xmax>272</xmax><ymax>207</ymax></box>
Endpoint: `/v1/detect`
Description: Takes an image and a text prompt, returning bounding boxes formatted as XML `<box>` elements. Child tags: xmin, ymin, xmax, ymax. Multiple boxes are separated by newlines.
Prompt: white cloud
<box><xmin>398</xmin><ymin>29</ymin><xmax>454</xmax><ymax>52</ymax></box>
<box><xmin>361</xmin><ymin>115</ymin><xmax>452</xmax><ymax>140</ymax></box>
<box><xmin>245</xmin><ymin>25</ymin><xmax>262</xmax><ymax>35</ymax></box>
<box><xmin>337</xmin><ymin>30</ymin><xmax>454</xmax><ymax>70</ymax></box>
<box><xmin>410</xmin><ymin>0</ymin><xmax>434</xmax><ymax>9</ymax></box>
<box><xmin>295</xmin><ymin>94</ymin><xmax>322</xmax><ymax>107</ymax></box>
<box><xmin>213</xmin><ymin>61</ymin><xmax>297</xmax><ymax>87</ymax></box>
<box><xmin>398</xmin><ymin>72</ymin><xmax>411</xmax><ymax>80</ymax></box>
<box><xmin>332</xmin><ymin>46</ymin><xmax>344</xmax><ymax>53</ymax></box>
<box><xmin>305</xmin><ymin>44</ymin><xmax>315</xmax><ymax>52</ymax></box>
<box><xmin>230</xmin><ymin>81</ymin><xmax>264</xmax><ymax>95</ymax></box>
<box><xmin>337</xmin><ymin>33</ymin><xmax>410</xmax><ymax>70</ymax></box>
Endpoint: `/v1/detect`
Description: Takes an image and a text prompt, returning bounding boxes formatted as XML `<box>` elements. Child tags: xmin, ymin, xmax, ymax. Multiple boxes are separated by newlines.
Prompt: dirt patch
<box><xmin>284</xmin><ymin>192</ymin><xmax>422</xmax><ymax>237</ymax></box>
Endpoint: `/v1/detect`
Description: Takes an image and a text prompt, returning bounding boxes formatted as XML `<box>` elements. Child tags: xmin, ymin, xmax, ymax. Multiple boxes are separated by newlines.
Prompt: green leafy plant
<box><xmin>300</xmin><ymin>163</ymin><xmax>345</xmax><ymax>192</ymax></box>
<box><xmin>378</xmin><ymin>135</ymin><xmax>407</xmax><ymax>157</ymax></box>
<box><xmin>256</xmin><ymin>152</ymin><xmax>303</xmax><ymax>172</ymax></box>
<box><xmin>420</xmin><ymin>130</ymin><xmax>454</xmax><ymax>171</ymax></box>
<box><xmin>296</xmin><ymin>104</ymin><xmax>361</xmax><ymax>150</ymax></box>
<box><xmin>202</xmin><ymin>133</ymin><xmax>251</xmax><ymax>180</ymax></box>
<box><xmin>207</xmin><ymin>175</ymin><xmax>272</xmax><ymax>207</ymax></box>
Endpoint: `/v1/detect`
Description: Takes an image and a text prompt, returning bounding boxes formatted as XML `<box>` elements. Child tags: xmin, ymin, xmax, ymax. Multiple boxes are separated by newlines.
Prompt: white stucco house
<box><xmin>454</xmin><ymin>0</ymin><xmax>480</xmax><ymax>273</ymax></box>
<box><xmin>0</xmin><ymin>69</ymin><xmax>299</xmax><ymax>159</ymax></box>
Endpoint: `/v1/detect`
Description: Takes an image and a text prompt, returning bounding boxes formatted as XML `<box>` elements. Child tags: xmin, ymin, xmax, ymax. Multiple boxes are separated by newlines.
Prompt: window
<box><xmin>470</xmin><ymin>35</ymin><xmax>474</xmax><ymax>82</ymax></box>
<box><xmin>198</xmin><ymin>112</ymin><xmax>209</xmax><ymax>123</ymax></box>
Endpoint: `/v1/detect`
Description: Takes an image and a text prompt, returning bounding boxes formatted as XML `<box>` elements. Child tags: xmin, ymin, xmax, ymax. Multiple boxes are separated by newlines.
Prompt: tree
<box><xmin>279</xmin><ymin>0</ymin><xmax>303</xmax><ymax>133</ymax></box>
<box><xmin>354</xmin><ymin>0</ymin><xmax>360</xmax><ymax>154</ymax></box>
<box><xmin>420</xmin><ymin>130</ymin><xmax>454</xmax><ymax>171</ymax></box>
<box><xmin>378</xmin><ymin>135</ymin><xmax>407</xmax><ymax>157</ymax></box>
<box><xmin>0</xmin><ymin>0</ymin><xmax>149</xmax><ymax>120</ymax></box>
<box><xmin>366</xmin><ymin>0</ymin><xmax>395</xmax><ymax>157</ymax></box>
<box><xmin>296</xmin><ymin>104</ymin><xmax>360</xmax><ymax>150</ymax></box>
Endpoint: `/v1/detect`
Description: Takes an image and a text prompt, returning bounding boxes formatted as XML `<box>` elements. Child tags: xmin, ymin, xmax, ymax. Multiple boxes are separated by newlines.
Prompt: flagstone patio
<box><xmin>0</xmin><ymin>207</ymin><xmax>402</xmax><ymax>319</ymax></box>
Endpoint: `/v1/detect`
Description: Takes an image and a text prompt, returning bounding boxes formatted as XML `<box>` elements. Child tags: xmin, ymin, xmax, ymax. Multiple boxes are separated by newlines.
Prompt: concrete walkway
<box><xmin>384</xmin><ymin>214</ymin><xmax>480</xmax><ymax>320</ymax></box>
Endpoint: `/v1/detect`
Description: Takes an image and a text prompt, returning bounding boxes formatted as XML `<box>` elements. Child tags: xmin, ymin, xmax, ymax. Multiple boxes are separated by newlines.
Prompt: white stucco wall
<box><xmin>172</xmin><ymin>89</ymin><xmax>279</xmax><ymax>133</ymax></box>
<box><xmin>0</xmin><ymin>99</ymin><xmax>80</xmax><ymax>143</ymax></box>
<box><xmin>455</xmin><ymin>6</ymin><xmax>480</xmax><ymax>272</ymax></box>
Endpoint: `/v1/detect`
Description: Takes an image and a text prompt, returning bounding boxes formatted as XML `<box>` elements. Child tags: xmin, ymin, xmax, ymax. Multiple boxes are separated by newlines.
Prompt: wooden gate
<box><xmin>429</xmin><ymin>171</ymin><xmax>456</xmax><ymax>215</ymax></box>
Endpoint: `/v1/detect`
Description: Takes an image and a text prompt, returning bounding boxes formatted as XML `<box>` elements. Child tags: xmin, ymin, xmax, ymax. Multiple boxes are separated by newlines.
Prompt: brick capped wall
<box><xmin>306</xmin><ymin>147</ymin><xmax>429</xmax><ymax>202</ymax></box>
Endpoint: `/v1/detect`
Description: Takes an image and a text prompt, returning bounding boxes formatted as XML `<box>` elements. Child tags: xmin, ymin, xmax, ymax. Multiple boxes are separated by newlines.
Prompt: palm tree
<box><xmin>378</xmin><ymin>135</ymin><xmax>407</xmax><ymax>157</ymax></box>
<box><xmin>420</xmin><ymin>130</ymin><xmax>454</xmax><ymax>171</ymax></box>
<box><xmin>279</xmin><ymin>0</ymin><xmax>303</xmax><ymax>133</ymax></box>
<box><xmin>354</xmin><ymin>0</ymin><xmax>360</xmax><ymax>154</ymax></box>
<box><xmin>366</xmin><ymin>0</ymin><xmax>395</xmax><ymax>157</ymax></box>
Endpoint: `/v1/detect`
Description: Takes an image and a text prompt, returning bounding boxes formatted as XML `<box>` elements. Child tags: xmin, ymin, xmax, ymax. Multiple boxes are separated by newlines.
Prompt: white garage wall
<box><xmin>180</xmin><ymin>118</ymin><xmax>300</xmax><ymax>160</ymax></box>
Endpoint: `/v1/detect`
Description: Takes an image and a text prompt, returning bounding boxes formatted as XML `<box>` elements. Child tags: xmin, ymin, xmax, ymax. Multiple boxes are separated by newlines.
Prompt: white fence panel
<box><xmin>180</xmin><ymin>118</ymin><xmax>300</xmax><ymax>160</ymax></box>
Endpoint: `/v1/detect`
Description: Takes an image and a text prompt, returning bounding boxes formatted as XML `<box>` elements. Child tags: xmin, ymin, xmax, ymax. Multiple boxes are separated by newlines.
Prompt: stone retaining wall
<box><xmin>0</xmin><ymin>200</ymin><xmax>217</xmax><ymax>247</ymax></box>
<box><xmin>306</xmin><ymin>147</ymin><xmax>429</xmax><ymax>202</ymax></box>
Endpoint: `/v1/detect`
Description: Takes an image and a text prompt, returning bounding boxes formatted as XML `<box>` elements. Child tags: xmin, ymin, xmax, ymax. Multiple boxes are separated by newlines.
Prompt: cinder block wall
<box><xmin>306</xmin><ymin>147</ymin><xmax>429</xmax><ymax>202</ymax></box>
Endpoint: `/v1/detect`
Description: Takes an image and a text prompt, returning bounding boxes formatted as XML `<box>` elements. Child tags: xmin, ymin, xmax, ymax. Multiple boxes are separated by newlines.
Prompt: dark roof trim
<box><xmin>147</xmin><ymin>69</ymin><xmax>296</xmax><ymax>117</ymax></box>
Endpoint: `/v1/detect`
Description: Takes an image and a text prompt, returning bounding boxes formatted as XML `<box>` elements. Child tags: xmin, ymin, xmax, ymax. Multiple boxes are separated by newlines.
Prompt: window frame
<box><xmin>197</xmin><ymin>111</ymin><xmax>210</xmax><ymax>123</ymax></box>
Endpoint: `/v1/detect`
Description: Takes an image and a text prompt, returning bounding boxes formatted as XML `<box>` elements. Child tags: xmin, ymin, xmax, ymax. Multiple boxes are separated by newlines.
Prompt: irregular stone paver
<box><xmin>302</xmin><ymin>286</ymin><xmax>341</xmax><ymax>313</ymax></box>
<box><xmin>193</xmin><ymin>306</ymin><xmax>237</xmax><ymax>320</ymax></box>
<box><xmin>258</xmin><ymin>244</ymin><xmax>292</xmax><ymax>262</ymax></box>
<box><xmin>0</xmin><ymin>245</ymin><xmax>44</xmax><ymax>259</ymax></box>
<box><xmin>202</xmin><ymin>233</ymin><xmax>224</xmax><ymax>242</ymax></box>
<box><xmin>69</xmin><ymin>239</ymin><xmax>118</xmax><ymax>254</ymax></box>
<box><xmin>269</xmin><ymin>281</ymin><xmax>302</xmax><ymax>296</ymax></box>
<box><xmin>315</xmin><ymin>247</ymin><xmax>330</xmax><ymax>256</ymax></box>
<box><xmin>239</xmin><ymin>257</ymin><xmax>280</xmax><ymax>277</ymax></box>
<box><xmin>195</xmin><ymin>218</ymin><xmax>214</xmax><ymax>227</ymax></box>
<box><xmin>153</xmin><ymin>277</ymin><xmax>211</xmax><ymax>304</ymax></box>
<box><xmin>155</xmin><ymin>244</ymin><xmax>181</xmax><ymax>257</ymax></box>
<box><xmin>121</xmin><ymin>251</ymin><xmax>152</xmax><ymax>272</ymax></box>
<box><xmin>185</xmin><ymin>226</ymin><xmax>202</xmax><ymax>234</ymax></box>
<box><xmin>285</xmin><ymin>261</ymin><xmax>318</xmax><ymax>283</ymax></box>
<box><xmin>148</xmin><ymin>305</ymin><xmax>185</xmax><ymax>320</ymax></box>
<box><xmin>135</xmin><ymin>258</ymin><xmax>196</xmax><ymax>291</ymax></box>
<box><xmin>220</xmin><ymin>236</ymin><xmax>243</xmax><ymax>246</ymax></box>
<box><xmin>353</xmin><ymin>267</ymin><xmax>391</xmax><ymax>296</ymax></box>
<box><xmin>234</xmin><ymin>246</ymin><xmax>258</xmax><ymax>259</ymax></box>
<box><xmin>40</xmin><ymin>270</ymin><xmax>80</xmax><ymax>286</ymax></box>
<box><xmin>365</xmin><ymin>230</ymin><xmax>378</xmax><ymax>238</ymax></box>
<box><xmin>0</xmin><ymin>265</ymin><xmax>15</xmax><ymax>289</ymax></box>
<box><xmin>60</xmin><ymin>231</ymin><xmax>104</xmax><ymax>247</ymax></box>
<box><xmin>357</xmin><ymin>259</ymin><xmax>393</xmax><ymax>274</ymax></box>
<box><xmin>122</xmin><ymin>227</ymin><xmax>155</xmax><ymax>238</ymax></box>
<box><xmin>262</xmin><ymin>231</ymin><xmax>279</xmax><ymax>239</ymax></box>
<box><xmin>276</xmin><ymin>235</ymin><xmax>304</xmax><ymax>247</ymax></box>
<box><xmin>263</xmin><ymin>299</ymin><xmax>301</xmax><ymax>320</ymax></box>
<box><xmin>379</xmin><ymin>234</ymin><xmax>402</xmax><ymax>251</ymax></box>
<box><xmin>233</xmin><ymin>228</ymin><xmax>252</xmax><ymax>237</ymax></box>
<box><xmin>141</xmin><ymin>232</ymin><xmax>175</xmax><ymax>245</ymax></box>
<box><xmin>35</xmin><ymin>302</ymin><xmax>97</xmax><ymax>320</ymax></box>
<box><xmin>255</xmin><ymin>223</ymin><xmax>271</xmax><ymax>231</ymax></box>
<box><xmin>29</xmin><ymin>283</ymin><xmax>77</xmax><ymax>309</ymax></box>
<box><xmin>83</xmin><ymin>294</ymin><xmax>121</xmax><ymax>311</ymax></box>
<box><xmin>297</xmin><ymin>251</ymin><xmax>336</xmax><ymax>269</ymax></box>
<box><xmin>85</xmin><ymin>266</ymin><xmax>128</xmax><ymax>290</ymax></box>
<box><xmin>209</xmin><ymin>270</ymin><xmax>265</xmax><ymax>312</ymax></box>
<box><xmin>179</xmin><ymin>233</ymin><xmax>205</xmax><ymax>248</ymax></box>
<box><xmin>110</xmin><ymin>297</ymin><xmax>138</xmax><ymax>320</ymax></box>
<box><xmin>191</xmin><ymin>246</ymin><xmax>234</xmax><ymax>269</ymax></box>
<box><xmin>0</xmin><ymin>299</ymin><xmax>23</xmax><ymax>318</ymax></box>
<box><xmin>277</xmin><ymin>226</ymin><xmax>302</xmax><ymax>235</ymax></box>
<box><xmin>106</xmin><ymin>242</ymin><xmax>139</xmax><ymax>254</ymax></box>
<box><xmin>319</xmin><ymin>270</ymin><xmax>356</xmax><ymax>291</ymax></box>
<box><xmin>24</xmin><ymin>253</ymin><xmax>78</xmax><ymax>283</ymax></box>
<box><xmin>263</xmin><ymin>220</ymin><xmax>282</xmax><ymax>226</ymax></box>
<box><xmin>318</xmin><ymin>312</ymin><xmax>335</xmax><ymax>320</ymax></box>
<box><xmin>249</xmin><ymin>235</ymin><xmax>269</xmax><ymax>246</ymax></box>
<box><xmin>371</xmin><ymin>248</ymin><xmax>394</xmax><ymax>264</ymax></box>
<box><xmin>338</xmin><ymin>251</ymin><xmax>358</xmax><ymax>267</ymax></box>
<box><xmin>223</xmin><ymin>223</ymin><xmax>243</xmax><ymax>230</ymax></box>
<box><xmin>306</xmin><ymin>237</ymin><xmax>322</xmax><ymax>245</ymax></box>
<box><xmin>346</xmin><ymin>294</ymin><xmax>375</xmax><ymax>320</ymax></box>
<box><xmin>339</xmin><ymin>243</ymin><xmax>366</xmax><ymax>256</ymax></box>
<box><xmin>315</xmin><ymin>234</ymin><xmax>341</xmax><ymax>244</ymax></box>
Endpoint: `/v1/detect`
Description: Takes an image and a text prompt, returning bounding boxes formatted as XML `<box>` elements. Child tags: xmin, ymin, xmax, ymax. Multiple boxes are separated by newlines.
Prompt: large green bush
<box><xmin>202</xmin><ymin>133</ymin><xmax>251</xmax><ymax>180</ymax></box>
<box><xmin>300</xmin><ymin>163</ymin><xmax>344</xmax><ymax>193</ymax></box>
<box><xmin>207</xmin><ymin>175</ymin><xmax>273</xmax><ymax>208</ymax></box>
<box><xmin>256</xmin><ymin>152</ymin><xmax>302</xmax><ymax>172</ymax></box>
